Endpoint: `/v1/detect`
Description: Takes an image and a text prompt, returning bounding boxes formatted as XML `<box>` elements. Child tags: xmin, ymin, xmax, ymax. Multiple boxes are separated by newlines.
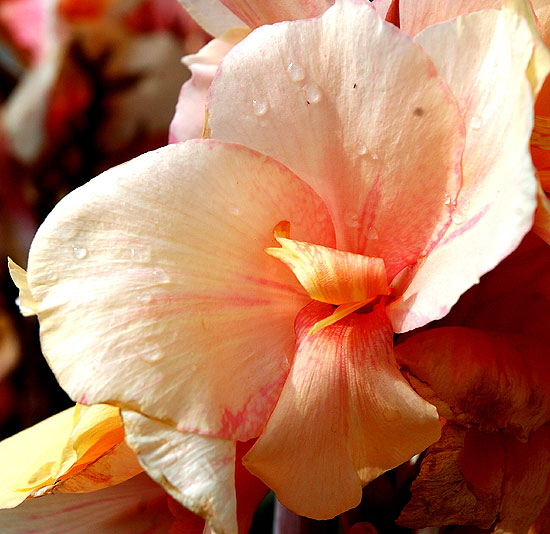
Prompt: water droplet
<box><xmin>137</xmin><ymin>293</ymin><xmax>152</xmax><ymax>304</ymax></box>
<box><xmin>444</xmin><ymin>193</ymin><xmax>452</xmax><ymax>206</ymax></box>
<box><xmin>382</xmin><ymin>408</ymin><xmax>402</xmax><ymax>422</ymax></box>
<box><xmin>356</xmin><ymin>140</ymin><xmax>367</xmax><ymax>156</ymax></box>
<box><xmin>287</xmin><ymin>61</ymin><xmax>305</xmax><ymax>82</ymax></box>
<box><xmin>470</xmin><ymin>115</ymin><xmax>482</xmax><ymax>130</ymax></box>
<box><xmin>367</xmin><ymin>226</ymin><xmax>379</xmax><ymax>240</ymax></box>
<box><xmin>228</xmin><ymin>205</ymin><xmax>241</xmax><ymax>216</ymax></box>
<box><xmin>46</xmin><ymin>270</ymin><xmax>58</xmax><ymax>282</ymax></box>
<box><xmin>252</xmin><ymin>99</ymin><xmax>268</xmax><ymax>116</ymax></box>
<box><xmin>304</xmin><ymin>84</ymin><xmax>322</xmax><ymax>104</ymax></box>
<box><xmin>369</xmin><ymin>152</ymin><xmax>379</xmax><ymax>161</ymax></box>
<box><xmin>72</xmin><ymin>246</ymin><xmax>88</xmax><ymax>259</ymax></box>
<box><xmin>153</xmin><ymin>269</ymin><xmax>170</xmax><ymax>284</ymax></box>
<box><xmin>451</xmin><ymin>210</ymin><xmax>466</xmax><ymax>225</ymax></box>
<box><xmin>345</xmin><ymin>212</ymin><xmax>361</xmax><ymax>228</ymax></box>
<box><xmin>461</xmin><ymin>199</ymin><xmax>471</xmax><ymax>212</ymax></box>
<box><xmin>130</xmin><ymin>246</ymin><xmax>151</xmax><ymax>263</ymax></box>
<box><xmin>137</xmin><ymin>342</ymin><xmax>164</xmax><ymax>363</ymax></box>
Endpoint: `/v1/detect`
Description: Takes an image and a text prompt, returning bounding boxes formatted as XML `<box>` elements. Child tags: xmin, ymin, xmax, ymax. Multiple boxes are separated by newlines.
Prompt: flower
<box><xmin>15</xmin><ymin>1</ymin><xmax>541</xmax><ymax>531</ymax></box>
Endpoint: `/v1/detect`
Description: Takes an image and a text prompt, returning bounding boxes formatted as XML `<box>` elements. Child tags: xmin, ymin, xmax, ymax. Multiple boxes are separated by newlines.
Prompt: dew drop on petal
<box><xmin>452</xmin><ymin>210</ymin><xmax>466</xmax><ymax>225</ymax></box>
<box><xmin>137</xmin><ymin>293</ymin><xmax>152</xmax><ymax>304</ymax></box>
<box><xmin>130</xmin><ymin>246</ymin><xmax>151</xmax><ymax>263</ymax></box>
<box><xmin>228</xmin><ymin>205</ymin><xmax>241</xmax><ymax>216</ymax></box>
<box><xmin>72</xmin><ymin>246</ymin><xmax>88</xmax><ymax>259</ymax></box>
<box><xmin>345</xmin><ymin>212</ymin><xmax>361</xmax><ymax>228</ymax></box>
<box><xmin>287</xmin><ymin>61</ymin><xmax>305</xmax><ymax>82</ymax></box>
<box><xmin>153</xmin><ymin>268</ymin><xmax>170</xmax><ymax>284</ymax></box>
<box><xmin>462</xmin><ymin>199</ymin><xmax>471</xmax><ymax>212</ymax></box>
<box><xmin>137</xmin><ymin>342</ymin><xmax>164</xmax><ymax>363</ymax></box>
<box><xmin>367</xmin><ymin>226</ymin><xmax>379</xmax><ymax>240</ymax></box>
<box><xmin>444</xmin><ymin>193</ymin><xmax>452</xmax><ymax>206</ymax></box>
<box><xmin>304</xmin><ymin>84</ymin><xmax>322</xmax><ymax>104</ymax></box>
<box><xmin>369</xmin><ymin>152</ymin><xmax>379</xmax><ymax>161</ymax></box>
<box><xmin>252</xmin><ymin>99</ymin><xmax>268</xmax><ymax>116</ymax></box>
<box><xmin>356</xmin><ymin>140</ymin><xmax>367</xmax><ymax>156</ymax></box>
<box><xmin>470</xmin><ymin>115</ymin><xmax>482</xmax><ymax>130</ymax></box>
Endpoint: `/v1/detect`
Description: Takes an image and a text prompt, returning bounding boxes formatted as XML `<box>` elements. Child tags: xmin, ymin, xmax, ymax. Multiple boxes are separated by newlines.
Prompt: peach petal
<box><xmin>0</xmin><ymin>472</ymin><xmax>177</xmax><ymax>533</ymax></box>
<box><xmin>389</xmin><ymin>9</ymin><xmax>539</xmax><ymax>331</ymax></box>
<box><xmin>169</xmin><ymin>29</ymin><xmax>249</xmax><ymax>143</ymax></box>
<box><xmin>266</xmin><ymin>236</ymin><xmax>389</xmax><ymax>304</ymax></box>
<box><xmin>396</xmin><ymin>327</ymin><xmax>550</xmax><ymax>439</ymax></box>
<box><xmin>27</xmin><ymin>140</ymin><xmax>335</xmax><ymax>441</ymax></box>
<box><xmin>218</xmin><ymin>0</ymin><xmax>333</xmax><ymax>28</ymax></box>
<box><xmin>122</xmin><ymin>410</ymin><xmax>238</xmax><ymax>534</ymax></box>
<box><xmin>177</xmin><ymin>0</ymin><xmax>244</xmax><ymax>35</ymax></box>
<box><xmin>398</xmin><ymin>0</ymin><xmax>502</xmax><ymax>36</ymax></box>
<box><xmin>208</xmin><ymin>0</ymin><xmax>464</xmax><ymax>277</ymax></box>
<box><xmin>244</xmin><ymin>301</ymin><xmax>439</xmax><ymax>520</ymax></box>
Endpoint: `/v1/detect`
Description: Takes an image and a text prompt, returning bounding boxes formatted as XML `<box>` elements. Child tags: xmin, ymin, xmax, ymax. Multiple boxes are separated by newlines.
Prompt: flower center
<box><xmin>266</xmin><ymin>221</ymin><xmax>391</xmax><ymax>335</ymax></box>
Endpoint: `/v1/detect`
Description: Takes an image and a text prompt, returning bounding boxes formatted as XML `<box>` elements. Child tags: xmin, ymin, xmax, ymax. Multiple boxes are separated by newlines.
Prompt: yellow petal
<box><xmin>0</xmin><ymin>404</ymin><xmax>141</xmax><ymax>508</ymax></box>
<box><xmin>266</xmin><ymin>235</ymin><xmax>390</xmax><ymax>305</ymax></box>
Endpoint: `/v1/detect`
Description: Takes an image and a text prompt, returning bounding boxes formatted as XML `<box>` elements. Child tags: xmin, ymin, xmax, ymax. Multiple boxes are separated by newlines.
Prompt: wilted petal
<box><xmin>390</xmin><ymin>9</ymin><xmax>538</xmax><ymax>331</ymax></box>
<box><xmin>0</xmin><ymin>472</ymin><xmax>177</xmax><ymax>533</ymax></box>
<box><xmin>399</xmin><ymin>423</ymin><xmax>504</xmax><ymax>529</ymax></box>
<box><xmin>396</xmin><ymin>327</ymin><xmax>550</xmax><ymax>439</ymax></box>
<box><xmin>27</xmin><ymin>140</ymin><xmax>334</xmax><ymax>441</ymax></box>
<box><xmin>244</xmin><ymin>301</ymin><xmax>439</xmax><ymax>519</ymax></box>
<box><xmin>208</xmin><ymin>0</ymin><xmax>464</xmax><ymax>277</ymax></box>
<box><xmin>122</xmin><ymin>410</ymin><xmax>238</xmax><ymax>534</ymax></box>
<box><xmin>399</xmin><ymin>423</ymin><xmax>550</xmax><ymax>532</ymax></box>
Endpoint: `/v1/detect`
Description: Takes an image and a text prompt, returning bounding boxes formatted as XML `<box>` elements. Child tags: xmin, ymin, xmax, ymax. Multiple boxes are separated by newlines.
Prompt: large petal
<box><xmin>0</xmin><ymin>472</ymin><xmax>178</xmax><ymax>533</ymax></box>
<box><xmin>396</xmin><ymin>327</ymin><xmax>550</xmax><ymax>439</ymax></box>
<box><xmin>243</xmin><ymin>301</ymin><xmax>440</xmax><ymax>520</ymax></box>
<box><xmin>122</xmin><ymin>411</ymin><xmax>237</xmax><ymax>534</ymax></box>
<box><xmin>389</xmin><ymin>9</ymin><xmax>538</xmax><ymax>331</ymax></box>
<box><xmin>208</xmin><ymin>0</ymin><xmax>464</xmax><ymax>278</ymax></box>
<box><xmin>27</xmin><ymin>140</ymin><xmax>335</xmax><ymax>441</ymax></box>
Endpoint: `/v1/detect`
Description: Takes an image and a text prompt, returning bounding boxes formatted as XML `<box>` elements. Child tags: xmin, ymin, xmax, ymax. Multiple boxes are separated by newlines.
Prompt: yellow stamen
<box><xmin>308</xmin><ymin>299</ymin><xmax>375</xmax><ymax>336</ymax></box>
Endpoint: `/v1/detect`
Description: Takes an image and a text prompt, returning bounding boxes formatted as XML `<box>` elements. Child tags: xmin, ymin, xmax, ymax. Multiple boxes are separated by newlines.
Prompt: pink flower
<box><xmin>15</xmin><ymin>1</ymin><xmax>541</xmax><ymax>530</ymax></box>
